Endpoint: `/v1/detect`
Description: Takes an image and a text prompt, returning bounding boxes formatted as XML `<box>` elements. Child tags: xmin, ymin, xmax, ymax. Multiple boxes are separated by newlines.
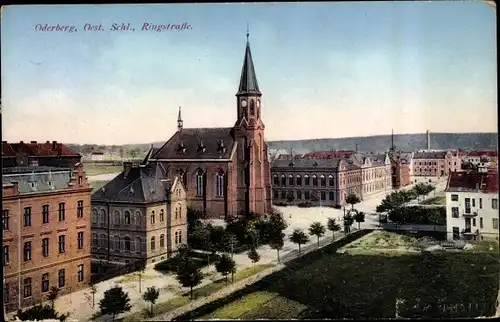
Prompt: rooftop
<box><xmin>2</xmin><ymin>141</ymin><xmax>80</xmax><ymax>157</ymax></box>
<box><xmin>446</xmin><ymin>170</ymin><xmax>498</xmax><ymax>194</ymax></box>
<box><xmin>2</xmin><ymin>166</ymin><xmax>73</xmax><ymax>175</ymax></box>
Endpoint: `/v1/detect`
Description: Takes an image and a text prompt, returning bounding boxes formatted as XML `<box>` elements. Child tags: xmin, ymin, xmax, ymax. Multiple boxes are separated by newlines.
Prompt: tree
<box><xmin>215</xmin><ymin>253</ymin><xmax>236</xmax><ymax>284</ymax></box>
<box><xmin>247</xmin><ymin>247</ymin><xmax>261</xmax><ymax>265</ymax></box>
<box><xmin>354</xmin><ymin>211</ymin><xmax>366</xmax><ymax>229</ymax></box>
<box><xmin>99</xmin><ymin>286</ymin><xmax>132</xmax><ymax>321</ymax></box>
<box><xmin>289</xmin><ymin>229</ymin><xmax>309</xmax><ymax>253</ymax></box>
<box><xmin>16</xmin><ymin>304</ymin><xmax>68</xmax><ymax>321</ymax></box>
<box><xmin>90</xmin><ymin>284</ymin><xmax>98</xmax><ymax>308</ymax></box>
<box><xmin>209</xmin><ymin>225</ymin><xmax>229</xmax><ymax>253</ymax></box>
<box><xmin>345</xmin><ymin>192</ymin><xmax>361</xmax><ymax>212</ymax></box>
<box><xmin>269</xmin><ymin>232</ymin><xmax>285</xmax><ymax>262</ymax></box>
<box><xmin>343</xmin><ymin>214</ymin><xmax>354</xmax><ymax>234</ymax></box>
<box><xmin>327</xmin><ymin>218</ymin><xmax>341</xmax><ymax>240</ymax></box>
<box><xmin>268</xmin><ymin>211</ymin><xmax>288</xmax><ymax>234</ymax></box>
<box><xmin>47</xmin><ymin>286</ymin><xmax>59</xmax><ymax>309</ymax></box>
<box><xmin>176</xmin><ymin>260</ymin><xmax>204</xmax><ymax>300</ymax></box>
<box><xmin>308</xmin><ymin>221</ymin><xmax>326</xmax><ymax>247</ymax></box>
<box><xmin>142</xmin><ymin>286</ymin><xmax>160</xmax><ymax>316</ymax></box>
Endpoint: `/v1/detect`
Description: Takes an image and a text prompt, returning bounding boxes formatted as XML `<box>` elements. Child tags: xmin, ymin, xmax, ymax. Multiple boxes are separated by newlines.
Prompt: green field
<box><xmin>178</xmin><ymin>231</ymin><xmax>499</xmax><ymax>320</ymax></box>
<box><xmin>84</xmin><ymin>164</ymin><xmax>122</xmax><ymax>176</ymax></box>
<box><xmin>90</xmin><ymin>180</ymin><xmax>109</xmax><ymax>193</ymax></box>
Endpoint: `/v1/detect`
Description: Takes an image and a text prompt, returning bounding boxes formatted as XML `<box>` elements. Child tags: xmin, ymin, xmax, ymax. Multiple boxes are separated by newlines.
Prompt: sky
<box><xmin>1</xmin><ymin>2</ymin><xmax>497</xmax><ymax>145</ymax></box>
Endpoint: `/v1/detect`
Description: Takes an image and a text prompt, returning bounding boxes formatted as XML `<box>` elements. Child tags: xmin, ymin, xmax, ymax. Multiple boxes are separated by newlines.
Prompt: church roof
<box><xmin>150</xmin><ymin>127</ymin><xmax>236</xmax><ymax>160</ymax></box>
<box><xmin>236</xmin><ymin>40</ymin><xmax>261</xmax><ymax>96</ymax></box>
<box><xmin>92</xmin><ymin>162</ymin><xmax>175</xmax><ymax>203</ymax></box>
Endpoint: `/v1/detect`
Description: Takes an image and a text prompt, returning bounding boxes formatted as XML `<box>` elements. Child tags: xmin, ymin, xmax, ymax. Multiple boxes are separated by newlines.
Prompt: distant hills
<box><xmin>68</xmin><ymin>132</ymin><xmax>498</xmax><ymax>159</ymax></box>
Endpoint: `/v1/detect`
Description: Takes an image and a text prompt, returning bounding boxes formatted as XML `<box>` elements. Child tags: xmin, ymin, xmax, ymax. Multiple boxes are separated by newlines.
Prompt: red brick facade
<box><xmin>2</xmin><ymin>164</ymin><xmax>92</xmax><ymax>312</ymax></box>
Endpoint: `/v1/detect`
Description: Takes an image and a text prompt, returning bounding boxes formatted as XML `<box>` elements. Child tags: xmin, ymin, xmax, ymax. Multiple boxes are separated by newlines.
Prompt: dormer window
<box><xmin>217</xmin><ymin>140</ymin><xmax>227</xmax><ymax>154</ymax></box>
<box><xmin>129</xmin><ymin>187</ymin><xmax>134</xmax><ymax>196</ymax></box>
<box><xmin>178</xmin><ymin>141</ymin><xmax>186</xmax><ymax>154</ymax></box>
<box><xmin>30</xmin><ymin>182</ymin><xmax>36</xmax><ymax>189</ymax></box>
<box><xmin>313</xmin><ymin>161</ymin><xmax>319</xmax><ymax>167</ymax></box>
<box><xmin>48</xmin><ymin>181</ymin><xmax>54</xmax><ymax>189</ymax></box>
<box><xmin>289</xmin><ymin>161</ymin><xmax>294</xmax><ymax>167</ymax></box>
<box><xmin>198</xmin><ymin>140</ymin><xmax>206</xmax><ymax>153</ymax></box>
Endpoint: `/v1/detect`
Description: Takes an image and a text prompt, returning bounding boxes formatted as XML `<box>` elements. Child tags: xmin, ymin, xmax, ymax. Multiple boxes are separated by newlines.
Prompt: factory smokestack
<box><xmin>426</xmin><ymin>130</ymin><xmax>431</xmax><ymax>150</ymax></box>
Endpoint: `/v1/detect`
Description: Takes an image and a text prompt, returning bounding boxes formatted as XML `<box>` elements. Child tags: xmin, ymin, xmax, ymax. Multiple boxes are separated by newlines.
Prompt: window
<box><xmin>41</xmin><ymin>205</ymin><xmax>50</xmax><ymax>224</ymax></box>
<box><xmin>451</xmin><ymin>207</ymin><xmax>459</xmax><ymax>218</ymax></box>
<box><xmin>58</xmin><ymin>235</ymin><xmax>65</xmax><ymax>253</ymax></box>
<box><xmin>179</xmin><ymin>206</ymin><xmax>182</xmax><ymax>219</ymax></box>
<box><xmin>23</xmin><ymin>278</ymin><xmax>32</xmax><ymax>298</ymax></box>
<box><xmin>178</xmin><ymin>231</ymin><xmax>182</xmax><ymax>244</ymax></box>
<box><xmin>296</xmin><ymin>175</ymin><xmax>302</xmax><ymax>186</ymax></box>
<box><xmin>124</xmin><ymin>211</ymin><xmax>131</xmax><ymax>225</ymax></box>
<box><xmin>480</xmin><ymin>217</ymin><xmax>484</xmax><ymax>228</ymax></box>
<box><xmin>3</xmin><ymin>209</ymin><xmax>9</xmax><ymax>230</ymax></box>
<box><xmin>304</xmin><ymin>175</ymin><xmax>310</xmax><ymax>186</ymax></box>
<box><xmin>124</xmin><ymin>237</ymin><xmax>131</xmax><ymax>251</ymax></box>
<box><xmin>472</xmin><ymin>199</ymin><xmax>476</xmax><ymax>207</ymax></box>
<box><xmin>216</xmin><ymin>170</ymin><xmax>225</xmax><ymax>197</ymax></box>
<box><xmin>4</xmin><ymin>283</ymin><xmax>9</xmax><ymax>304</ymax></box>
<box><xmin>77</xmin><ymin>200</ymin><xmax>84</xmax><ymax>218</ymax></box>
<box><xmin>100</xmin><ymin>209</ymin><xmax>106</xmax><ymax>224</ymax></box>
<box><xmin>280</xmin><ymin>175</ymin><xmax>286</xmax><ymax>186</ymax></box>
<box><xmin>92</xmin><ymin>233</ymin><xmax>98</xmax><ymax>247</ymax></box>
<box><xmin>135</xmin><ymin>237</ymin><xmax>142</xmax><ymax>252</ymax></box>
<box><xmin>451</xmin><ymin>194</ymin><xmax>459</xmax><ymax>201</ymax></box>
<box><xmin>493</xmin><ymin>218</ymin><xmax>499</xmax><ymax>230</ymax></box>
<box><xmin>114</xmin><ymin>211</ymin><xmax>120</xmax><ymax>225</ymax></box>
<box><xmin>493</xmin><ymin>198</ymin><xmax>498</xmax><ymax>210</ymax></box>
<box><xmin>175</xmin><ymin>232</ymin><xmax>179</xmax><ymax>244</ymax></box>
<box><xmin>281</xmin><ymin>191</ymin><xmax>286</xmax><ymax>199</ymax></box>
<box><xmin>92</xmin><ymin>210</ymin><xmax>98</xmax><ymax>224</ymax></box>
<box><xmin>273</xmin><ymin>190</ymin><xmax>278</xmax><ymax>199</ymax></box>
<box><xmin>479</xmin><ymin>198</ymin><xmax>483</xmax><ymax>209</ymax></box>
<box><xmin>464</xmin><ymin>198</ymin><xmax>471</xmax><ymax>213</ymax></box>
<box><xmin>273</xmin><ymin>174</ymin><xmax>279</xmax><ymax>186</ymax></box>
<box><xmin>196</xmin><ymin>170</ymin><xmax>204</xmax><ymax>197</ymax></box>
<box><xmin>24</xmin><ymin>242</ymin><xmax>32</xmax><ymax>261</ymax></box>
<box><xmin>250</xmin><ymin>99</ymin><xmax>255</xmax><ymax>115</ymax></box>
<box><xmin>42</xmin><ymin>273</ymin><xmax>49</xmax><ymax>292</ymax></box>
<box><xmin>288</xmin><ymin>175</ymin><xmax>294</xmax><ymax>186</ymax></box>
<box><xmin>58</xmin><ymin>269</ymin><xmax>65</xmax><ymax>288</ymax></box>
<box><xmin>99</xmin><ymin>234</ymin><xmax>106</xmax><ymax>247</ymax></box>
<box><xmin>328</xmin><ymin>175</ymin><xmax>334</xmax><ymax>186</ymax></box>
<box><xmin>42</xmin><ymin>238</ymin><xmax>49</xmax><ymax>257</ymax></box>
<box><xmin>304</xmin><ymin>191</ymin><xmax>310</xmax><ymax>200</ymax></box>
<box><xmin>160</xmin><ymin>210</ymin><xmax>164</xmax><ymax>222</ymax></box>
<box><xmin>58</xmin><ymin>203</ymin><xmax>65</xmax><ymax>221</ymax></box>
<box><xmin>312</xmin><ymin>175</ymin><xmax>318</xmax><ymax>186</ymax></box>
<box><xmin>320</xmin><ymin>175</ymin><xmax>326</xmax><ymax>187</ymax></box>
<box><xmin>160</xmin><ymin>234</ymin><xmax>165</xmax><ymax>248</ymax></box>
<box><xmin>77</xmin><ymin>232</ymin><xmax>84</xmax><ymax>249</ymax></box>
<box><xmin>151</xmin><ymin>237</ymin><xmax>156</xmax><ymax>251</ymax></box>
<box><xmin>150</xmin><ymin>211</ymin><xmax>155</xmax><ymax>224</ymax></box>
<box><xmin>114</xmin><ymin>236</ymin><xmax>121</xmax><ymax>250</ymax></box>
<box><xmin>135</xmin><ymin>211</ymin><xmax>141</xmax><ymax>226</ymax></box>
<box><xmin>24</xmin><ymin>207</ymin><xmax>32</xmax><ymax>227</ymax></box>
<box><xmin>174</xmin><ymin>207</ymin><xmax>178</xmax><ymax>220</ymax></box>
<box><xmin>3</xmin><ymin>246</ymin><xmax>9</xmax><ymax>265</ymax></box>
<box><xmin>296</xmin><ymin>191</ymin><xmax>302</xmax><ymax>200</ymax></box>
<box><xmin>77</xmin><ymin>264</ymin><xmax>84</xmax><ymax>282</ymax></box>
<box><xmin>329</xmin><ymin>192</ymin><xmax>335</xmax><ymax>201</ymax></box>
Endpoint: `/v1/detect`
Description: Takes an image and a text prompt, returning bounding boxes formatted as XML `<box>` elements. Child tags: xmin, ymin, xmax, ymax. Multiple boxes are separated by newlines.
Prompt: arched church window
<box><xmin>216</xmin><ymin>170</ymin><xmax>225</xmax><ymax>197</ymax></box>
<box><xmin>273</xmin><ymin>174</ymin><xmax>279</xmax><ymax>186</ymax></box>
<box><xmin>280</xmin><ymin>174</ymin><xmax>286</xmax><ymax>186</ymax></box>
<box><xmin>250</xmin><ymin>100</ymin><xmax>255</xmax><ymax>115</ymax></box>
<box><xmin>304</xmin><ymin>175</ymin><xmax>310</xmax><ymax>186</ymax></box>
<box><xmin>296</xmin><ymin>175</ymin><xmax>302</xmax><ymax>186</ymax></box>
<box><xmin>288</xmin><ymin>175</ymin><xmax>294</xmax><ymax>186</ymax></box>
<box><xmin>312</xmin><ymin>175</ymin><xmax>318</xmax><ymax>186</ymax></box>
<box><xmin>328</xmin><ymin>175</ymin><xmax>334</xmax><ymax>186</ymax></box>
<box><xmin>196</xmin><ymin>169</ymin><xmax>204</xmax><ymax>197</ymax></box>
<box><xmin>320</xmin><ymin>175</ymin><xmax>326</xmax><ymax>187</ymax></box>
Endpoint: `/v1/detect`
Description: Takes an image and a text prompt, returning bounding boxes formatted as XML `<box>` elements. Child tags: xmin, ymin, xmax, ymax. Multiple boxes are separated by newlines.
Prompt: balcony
<box><xmin>462</xmin><ymin>210</ymin><xmax>478</xmax><ymax>217</ymax></box>
<box><xmin>461</xmin><ymin>228</ymin><xmax>479</xmax><ymax>236</ymax></box>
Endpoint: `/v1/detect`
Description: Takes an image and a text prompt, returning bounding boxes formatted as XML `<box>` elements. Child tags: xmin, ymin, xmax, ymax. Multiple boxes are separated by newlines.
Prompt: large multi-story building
<box><xmin>90</xmin><ymin>162</ymin><xmax>188</xmax><ymax>267</ymax></box>
<box><xmin>2</xmin><ymin>164</ymin><xmax>92</xmax><ymax>313</ymax></box>
<box><xmin>413</xmin><ymin>150</ymin><xmax>461</xmax><ymax>179</ymax></box>
<box><xmin>463</xmin><ymin>150</ymin><xmax>498</xmax><ymax>169</ymax></box>
<box><xmin>388</xmin><ymin>152</ymin><xmax>411</xmax><ymax>189</ymax></box>
<box><xmin>2</xmin><ymin>141</ymin><xmax>82</xmax><ymax>168</ymax></box>
<box><xmin>270</xmin><ymin>153</ymin><xmax>391</xmax><ymax>206</ymax></box>
<box><xmin>445</xmin><ymin>170</ymin><xmax>499</xmax><ymax>241</ymax></box>
<box><xmin>140</xmin><ymin>34</ymin><xmax>272</xmax><ymax>218</ymax></box>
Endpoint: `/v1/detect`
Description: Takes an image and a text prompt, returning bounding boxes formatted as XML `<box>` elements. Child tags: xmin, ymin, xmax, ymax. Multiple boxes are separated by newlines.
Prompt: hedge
<box><xmin>154</xmin><ymin>251</ymin><xmax>221</xmax><ymax>272</ymax></box>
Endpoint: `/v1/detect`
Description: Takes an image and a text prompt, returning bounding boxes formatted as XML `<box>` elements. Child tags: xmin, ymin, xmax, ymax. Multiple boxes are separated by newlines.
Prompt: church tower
<box><xmin>233</xmin><ymin>28</ymin><xmax>272</xmax><ymax>216</ymax></box>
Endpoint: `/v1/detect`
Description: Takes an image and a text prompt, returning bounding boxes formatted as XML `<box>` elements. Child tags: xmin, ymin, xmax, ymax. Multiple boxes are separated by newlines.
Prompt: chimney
<box><xmin>123</xmin><ymin>161</ymin><xmax>132</xmax><ymax>178</ymax></box>
<box><xmin>426</xmin><ymin>130</ymin><xmax>431</xmax><ymax>150</ymax></box>
<box><xmin>46</xmin><ymin>141</ymin><xmax>50</xmax><ymax>144</ymax></box>
<box><xmin>30</xmin><ymin>141</ymin><xmax>37</xmax><ymax>144</ymax></box>
<box><xmin>20</xmin><ymin>141</ymin><xmax>24</xmax><ymax>144</ymax></box>
<box><xmin>52</xmin><ymin>141</ymin><xmax>57</xmax><ymax>150</ymax></box>
<box><xmin>1</xmin><ymin>141</ymin><xmax>6</xmax><ymax>144</ymax></box>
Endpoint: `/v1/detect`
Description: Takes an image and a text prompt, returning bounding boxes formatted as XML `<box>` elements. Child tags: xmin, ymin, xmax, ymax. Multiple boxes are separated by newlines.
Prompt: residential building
<box><xmin>445</xmin><ymin>170</ymin><xmax>499</xmax><ymax>241</ymax></box>
<box><xmin>463</xmin><ymin>150</ymin><xmax>498</xmax><ymax>169</ymax></box>
<box><xmin>413</xmin><ymin>150</ymin><xmax>461</xmax><ymax>179</ymax></box>
<box><xmin>270</xmin><ymin>152</ymin><xmax>391</xmax><ymax>206</ymax></box>
<box><xmin>90</xmin><ymin>152</ymin><xmax>105</xmax><ymax>162</ymax></box>
<box><xmin>2</xmin><ymin>141</ymin><xmax>82</xmax><ymax>168</ymax></box>
<box><xmin>141</xmin><ymin>34</ymin><xmax>272</xmax><ymax>218</ymax></box>
<box><xmin>2</xmin><ymin>164</ymin><xmax>92</xmax><ymax>313</ymax></box>
<box><xmin>90</xmin><ymin>162</ymin><xmax>188</xmax><ymax>267</ymax></box>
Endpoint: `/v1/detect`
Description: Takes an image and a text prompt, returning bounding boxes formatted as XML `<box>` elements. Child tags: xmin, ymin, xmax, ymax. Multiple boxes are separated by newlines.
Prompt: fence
<box><xmin>380</xmin><ymin>223</ymin><xmax>446</xmax><ymax>233</ymax></box>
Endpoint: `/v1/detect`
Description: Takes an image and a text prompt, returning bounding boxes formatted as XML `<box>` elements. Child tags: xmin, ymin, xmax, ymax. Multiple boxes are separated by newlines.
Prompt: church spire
<box><xmin>177</xmin><ymin>106</ymin><xmax>183</xmax><ymax>131</ymax></box>
<box><xmin>390</xmin><ymin>129</ymin><xmax>395</xmax><ymax>152</ymax></box>
<box><xmin>236</xmin><ymin>27</ymin><xmax>261</xmax><ymax>96</ymax></box>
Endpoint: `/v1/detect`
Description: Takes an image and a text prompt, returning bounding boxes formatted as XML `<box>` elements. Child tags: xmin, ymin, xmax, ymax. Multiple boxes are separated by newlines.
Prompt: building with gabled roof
<box><xmin>2</xmin><ymin>140</ymin><xmax>81</xmax><ymax>168</ymax></box>
<box><xmin>141</xmin><ymin>33</ymin><xmax>272</xmax><ymax>218</ymax></box>
<box><xmin>91</xmin><ymin>162</ymin><xmax>187</xmax><ymax>267</ymax></box>
<box><xmin>445</xmin><ymin>169</ymin><xmax>499</xmax><ymax>241</ymax></box>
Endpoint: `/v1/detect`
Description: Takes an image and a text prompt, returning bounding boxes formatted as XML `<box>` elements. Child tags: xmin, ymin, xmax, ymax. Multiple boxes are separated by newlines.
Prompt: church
<box><xmin>142</xmin><ymin>33</ymin><xmax>273</xmax><ymax>219</ymax></box>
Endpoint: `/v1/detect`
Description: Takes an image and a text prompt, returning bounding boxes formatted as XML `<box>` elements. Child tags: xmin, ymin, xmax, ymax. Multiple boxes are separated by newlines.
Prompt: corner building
<box><xmin>142</xmin><ymin>35</ymin><xmax>272</xmax><ymax>218</ymax></box>
<box><xmin>2</xmin><ymin>164</ymin><xmax>92</xmax><ymax>313</ymax></box>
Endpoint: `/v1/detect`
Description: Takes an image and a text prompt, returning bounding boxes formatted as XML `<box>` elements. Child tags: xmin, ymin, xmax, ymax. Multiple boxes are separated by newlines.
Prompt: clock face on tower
<box><xmin>241</xmin><ymin>100</ymin><xmax>247</xmax><ymax>107</ymax></box>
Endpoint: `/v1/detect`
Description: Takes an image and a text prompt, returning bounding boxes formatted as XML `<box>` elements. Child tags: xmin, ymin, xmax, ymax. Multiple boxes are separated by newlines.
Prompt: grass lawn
<box><xmin>90</xmin><ymin>180</ymin><xmax>109</xmax><ymax>193</ymax></box>
<box><xmin>84</xmin><ymin>164</ymin><xmax>122</xmax><ymax>176</ymax></box>
<box><xmin>181</xmin><ymin>231</ymin><xmax>499</xmax><ymax>320</ymax></box>
<box><xmin>420</xmin><ymin>196</ymin><xmax>446</xmax><ymax>205</ymax></box>
<box><xmin>122</xmin><ymin>264</ymin><xmax>274</xmax><ymax>321</ymax></box>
